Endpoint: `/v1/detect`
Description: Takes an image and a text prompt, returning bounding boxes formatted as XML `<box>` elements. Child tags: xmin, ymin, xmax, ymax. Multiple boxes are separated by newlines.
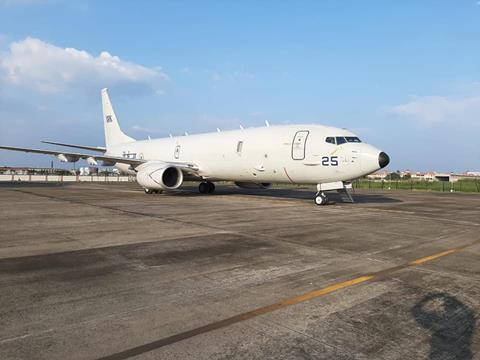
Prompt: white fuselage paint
<box><xmin>109</xmin><ymin>124</ymin><xmax>383</xmax><ymax>185</ymax></box>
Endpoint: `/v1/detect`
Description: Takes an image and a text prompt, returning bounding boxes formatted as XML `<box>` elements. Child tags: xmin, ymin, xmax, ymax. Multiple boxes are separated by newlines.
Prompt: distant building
<box><xmin>364</xmin><ymin>169</ymin><xmax>480</xmax><ymax>182</ymax></box>
<box><xmin>400</xmin><ymin>171</ymin><xmax>408</xmax><ymax>178</ymax></box>
<box><xmin>78</xmin><ymin>167</ymin><xmax>99</xmax><ymax>176</ymax></box>
<box><xmin>449</xmin><ymin>172</ymin><xmax>480</xmax><ymax>182</ymax></box>
<box><xmin>0</xmin><ymin>166</ymin><xmax>73</xmax><ymax>175</ymax></box>
<box><xmin>398</xmin><ymin>170</ymin><xmax>480</xmax><ymax>182</ymax></box>
<box><xmin>410</xmin><ymin>172</ymin><xmax>424</xmax><ymax>180</ymax></box>
<box><xmin>366</xmin><ymin>171</ymin><xmax>388</xmax><ymax>180</ymax></box>
<box><xmin>0</xmin><ymin>167</ymin><xmax>30</xmax><ymax>175</ymax></box>
<box><xmin>409</xmin><ymin>171</ymin><xmax>441</xmax><ymax>181</ymax></box>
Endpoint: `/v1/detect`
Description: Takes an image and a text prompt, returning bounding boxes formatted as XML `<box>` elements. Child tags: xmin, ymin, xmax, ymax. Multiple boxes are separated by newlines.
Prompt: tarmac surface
<box><xmin>0</xmin><ymin>182</ymin><xmax>479</xmax><ymax>360</ymax></box>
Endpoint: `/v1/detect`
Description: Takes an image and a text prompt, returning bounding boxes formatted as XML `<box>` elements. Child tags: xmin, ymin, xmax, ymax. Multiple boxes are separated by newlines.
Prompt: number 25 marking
<box><xmin>321</xmin><ymin>156</ymin><xmax>338</xmax><ymax>166</ymax></box>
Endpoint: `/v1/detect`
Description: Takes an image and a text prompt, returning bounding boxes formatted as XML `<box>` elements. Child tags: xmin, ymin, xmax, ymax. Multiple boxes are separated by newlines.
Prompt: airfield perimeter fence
<box><xmin>0</xmin><ymin>174</ymin><xmax>136</xmax><ymax>183</ymax></box>
<box><xmin>353</xmin><ymin>179</ymin><xmax>480</xmax><ymax>193</ymax></box>
<box><xmin>1</xmin><ymin>174</ymin><xmax>479</xmax><ymax>193</ymax></box>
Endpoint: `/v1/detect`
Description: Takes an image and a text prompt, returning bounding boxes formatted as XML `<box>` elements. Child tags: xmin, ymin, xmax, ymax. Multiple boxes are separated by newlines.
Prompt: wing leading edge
<box><xmin>0</xmin><ymin>145</ymin><xmax>143</xmax><ymax>166</ymax></box>
<box><xmin>41</xmin><ymin>141</ymin><xmax>106</xmax><ymax>152</ymax></box>
<box><xmin>0</xmin><ymin>145</ymin><xmax>200</xmax><ymax>173</ymax></box>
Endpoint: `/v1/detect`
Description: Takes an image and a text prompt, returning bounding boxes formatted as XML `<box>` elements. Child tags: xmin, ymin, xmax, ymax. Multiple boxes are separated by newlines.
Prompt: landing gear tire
<box><xmin>144</xmin><ymin>188</ymin><xmax>155</xmax><ymax>194</ymax></box>
<box><xmin>314</xmin><ymin>193</ymin><xmax>328</xmax><ymax>206</ymax></box>
<box><xmin>207</xmin><ymin>182</ymin><xmax>215</xmax><ymax>194</ymax></box>
<box><xmin>199</xmin><ymin>181</ymin><xmax>215</xmax><ymax>194</ymax></box>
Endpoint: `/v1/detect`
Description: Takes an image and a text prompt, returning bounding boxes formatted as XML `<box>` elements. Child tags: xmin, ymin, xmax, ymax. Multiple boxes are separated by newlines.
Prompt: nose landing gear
<box><xmin>199</xmin><ymin>181</ymin><xmax>215</xmax><ymax>194</ymax></box>
<box><xmin>314</xmin><ymin>191</ymin><xmax>329</xmax><ymax>206</ymax></box>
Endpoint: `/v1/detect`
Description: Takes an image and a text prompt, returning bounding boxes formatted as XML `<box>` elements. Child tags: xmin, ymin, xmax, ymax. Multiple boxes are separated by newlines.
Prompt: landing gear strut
<box><xmin>199</xmin><ymin>181</ymin><xmax>215</xmax><ymax>194</ymax></box>
<box><xmin>314</xmin><ymin>191</ymin><xmax>328</xmax><ymax>206</ymax></box>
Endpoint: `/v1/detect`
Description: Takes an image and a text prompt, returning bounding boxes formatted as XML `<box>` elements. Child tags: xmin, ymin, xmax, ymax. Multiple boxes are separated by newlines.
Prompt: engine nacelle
<box><xmin>136</xmin><ymin>163</ymin><xmax>183</xmax><ymax>190</ymax></box>
<box><xmin>86</xmin><ymin>157</ymin><xmax>98</xmax><ymax>166</ymax></box>
<box><xmin>57</xmin><ymin>153</ymin><xmax>80</xmax><ymax>163</ymax></box>
<box><xmin>234</xmin><ymin>182</ymin><xmax>272</xmax><ymax>189</ymax></box>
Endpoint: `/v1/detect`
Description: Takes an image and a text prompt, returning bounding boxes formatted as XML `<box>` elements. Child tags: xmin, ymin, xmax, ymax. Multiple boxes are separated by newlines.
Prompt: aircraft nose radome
<box><xmin>378</xmin><ymin>152</ymin><xmax>390</xmax><ymax>169</ymax></box>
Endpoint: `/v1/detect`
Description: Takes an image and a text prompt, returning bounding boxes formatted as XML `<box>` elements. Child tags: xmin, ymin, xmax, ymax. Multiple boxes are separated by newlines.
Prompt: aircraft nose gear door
<box><xmin>292</xmin><ymin>130</ymin><xmax>309</xmax><ymax>160</ymax></box>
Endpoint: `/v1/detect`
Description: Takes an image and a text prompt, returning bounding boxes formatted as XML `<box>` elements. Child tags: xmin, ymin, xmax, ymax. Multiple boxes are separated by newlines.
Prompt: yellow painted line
<box><xmin>409</xmin><ymin>249</ymin><xmax>458</xmax><ymax>265</ymax></box>
<box><xmin>281</xmin><ymin>275</ymin><xmax>374</xmax><ymax>306</ymax></box>
<box><xmin>98</xmin><ymin>242</ymin><xmax>479</xmax><ymax>360</ymax></box>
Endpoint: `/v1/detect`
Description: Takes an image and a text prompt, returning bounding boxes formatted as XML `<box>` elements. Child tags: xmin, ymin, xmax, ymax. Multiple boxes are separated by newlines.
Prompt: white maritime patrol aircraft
<box><xmin>0</xmin><ymin>88</ymin><xmax>389</xmax><ymax>205</ymax></box>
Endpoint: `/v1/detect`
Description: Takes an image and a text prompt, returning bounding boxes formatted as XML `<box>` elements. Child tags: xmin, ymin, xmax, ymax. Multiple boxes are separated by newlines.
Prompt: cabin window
<box><xmin>325</xmin><ymin>137</ymin><xmax>335</xmax><ymax>144</ymax></box>
<box><xmin>236</xmin><ymin>141</ymin><xmax>243</xmax><ymax>154</ymax></box>
<box><xmin>336</xmin><ymin>136</ymin><xmax>347</xmax><ymax>145</ymax></box>
<box><xmin>345</xmin><ymin>136</ymin><xmax>362</xmax><ymax>143</ymax></box>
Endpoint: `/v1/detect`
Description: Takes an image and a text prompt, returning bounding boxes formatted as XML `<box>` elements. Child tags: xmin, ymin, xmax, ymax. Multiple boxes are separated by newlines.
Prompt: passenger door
<box><xmin>292</xmin><ymin>130</ymin><xmax>309</xmax><ymax>160</ymax></box>
<box><xmin>174</xmin><ymin>145</ymin><xmax>181</xmax><ymax>159</ymax></box>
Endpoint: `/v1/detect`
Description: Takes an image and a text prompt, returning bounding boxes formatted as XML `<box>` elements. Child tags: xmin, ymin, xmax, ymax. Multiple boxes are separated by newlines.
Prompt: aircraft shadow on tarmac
<box><xmin>412</xmin><ymin>292</ymin><xmax>476</xmax><ymax>360</ymax></box>
<box><xmin>178</xmin><ymin>186</ymin><xmax>402</xmax><ymax>204</ymax></box>
<box><xmin>0</xmin><ymin>182</ymin><xmax>400</xmax><ymax>204</ymax></box>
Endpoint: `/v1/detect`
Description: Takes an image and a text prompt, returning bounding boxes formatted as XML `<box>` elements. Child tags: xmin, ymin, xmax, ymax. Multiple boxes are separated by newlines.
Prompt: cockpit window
<box><xmin>327</xmin><ymin>136</ymin><xmax>361</xmax><ymax>145</ymax></box>
<box><xmin>336</xmin><ymin>136</ymin><xmax>347</xmax><ymax>145</ymax></box>
<box><xmin>345</xmin><ymin>136</ymin><xmax>362</xmax><ymax>143</ymax></box>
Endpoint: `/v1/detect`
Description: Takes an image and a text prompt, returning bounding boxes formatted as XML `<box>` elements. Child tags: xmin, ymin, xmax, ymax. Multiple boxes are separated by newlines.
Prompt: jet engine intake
<box><xmin>136</xmin><ymin>163</ymin><xmax>183</xmax><ymax>190</ymax></box>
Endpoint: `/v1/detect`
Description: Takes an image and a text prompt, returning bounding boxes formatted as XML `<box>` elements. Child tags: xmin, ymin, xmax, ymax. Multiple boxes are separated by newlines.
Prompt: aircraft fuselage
<box><xmin>111</xmin><ymin>124</ymin><xmax>384</xmax><ymax>185</ymax></box>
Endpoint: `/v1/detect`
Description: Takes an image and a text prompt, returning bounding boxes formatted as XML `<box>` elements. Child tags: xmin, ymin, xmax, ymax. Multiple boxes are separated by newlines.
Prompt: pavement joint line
<box><xmin>363</xmin><ymin>229</ymin><xmax>475</xmax><ymax>258</ymax></box>
<box><xmin>96</xmin><ymin>238</ymin><xmax>480</xmax><ymax>360</ymax></box>
<box><xmin>8</xmin><ymin>189</ymin><xmax>348</xmax><ymax>253</ymax></box>
<box><xmin>348</xmin><ymin>207</ymin><xmax>480</xmax><ymax>227</ymax></box>
<box><xmin>13</xmin><ymin>188</ymin><xmax>475</xmax><ymax>263</ymax></box>
<box><xmin>0</xmin><ymin>257</ymin><xmax>288</xmax><ymax>344</ymax></box>
<box><xmin>8</xmin><ymin>189</ymin><xmax>268</xmax><ymax>231</ymax></box>
<box><xmin>7</xmin><ymin>188</ymin><xmax>480</xmax><ymax>358</ymax></box>
<box><xmin>241</xmin><ymin>315</ymin><xmax>348</xmax><ymax>357</ymax></box>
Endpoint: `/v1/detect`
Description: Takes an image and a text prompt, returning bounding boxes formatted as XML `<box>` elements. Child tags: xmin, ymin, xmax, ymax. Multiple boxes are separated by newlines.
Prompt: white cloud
<box><xmin>389</xmin><ymin>94</ymin><xmax>480</xmax><ymax>125</ymax></box>
<box><xmin>0</xmin><ymin>37</ymin><xmax>167</xmax><ymax>94</ymax></box>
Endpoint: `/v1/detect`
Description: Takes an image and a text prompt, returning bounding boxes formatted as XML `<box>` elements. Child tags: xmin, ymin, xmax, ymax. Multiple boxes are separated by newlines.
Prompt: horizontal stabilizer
<box><xmin>41</xmin><ymin>141</ymin><xmax>106</xmax><ymax>152</ymax></box>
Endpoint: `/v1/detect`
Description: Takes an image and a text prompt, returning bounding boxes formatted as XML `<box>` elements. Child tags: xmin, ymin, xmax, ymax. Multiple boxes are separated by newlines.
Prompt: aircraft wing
<box><xmin>41</xmin><ymin>141</ymin><xmax>106</xmax><ymax>152</ymax></box>
<box><xmin>0</xmin><ymin>145</ymin><xmax>200</xmax><ymax>171</ymax></box>
<box><xmin>0</xmin><ymin>145</ymin><xmax>144</xmax><ymax>166</ymax></box>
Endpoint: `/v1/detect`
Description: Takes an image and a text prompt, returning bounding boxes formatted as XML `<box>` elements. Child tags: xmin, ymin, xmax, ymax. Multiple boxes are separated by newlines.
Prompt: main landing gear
<box><xmin>314</xmin><ymin>191</ymin><xmax>329</xmax><ymax>206</ymax></box>
<box><xmin>199</xmin><ymin>181</ymin><xmax>215</xmax><ymax>194</ymax></box>
<box><xmin>144</xmin><ymin>188</ymin><xmax>162</xmax><ymax>194</ymax></box>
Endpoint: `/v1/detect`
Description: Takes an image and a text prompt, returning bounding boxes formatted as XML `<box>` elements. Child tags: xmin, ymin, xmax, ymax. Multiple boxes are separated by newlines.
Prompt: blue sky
<box><xmin>0</xmin><ymin>0</ymin><xmax>479</xmax><ymax>172</ymax></box>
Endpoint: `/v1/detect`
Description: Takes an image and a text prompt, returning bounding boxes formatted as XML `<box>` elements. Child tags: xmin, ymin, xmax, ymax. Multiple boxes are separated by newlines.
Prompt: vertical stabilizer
<box><xmin>102</xmin><ymin>88</ymin><xmax>135</xmax><ymax>149</ymax></box>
